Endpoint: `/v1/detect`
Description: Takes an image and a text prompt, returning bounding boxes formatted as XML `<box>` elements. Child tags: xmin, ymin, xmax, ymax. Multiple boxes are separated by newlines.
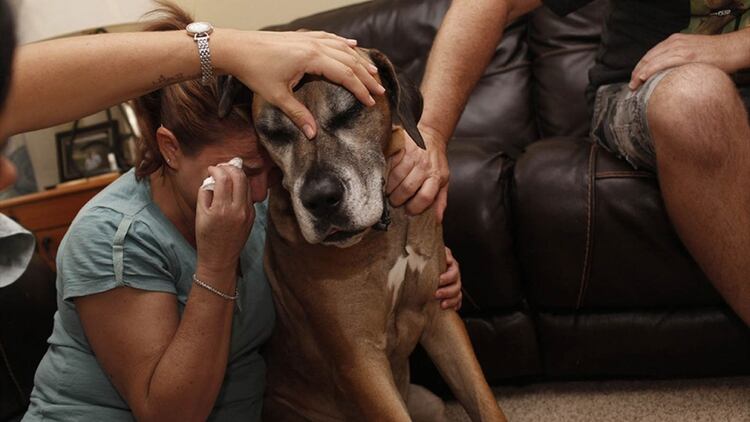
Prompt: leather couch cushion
<box><xmin>452</xmin><ymin>19</ymin><xmax>537</xmax><ymax>154</ymax></box>
<box><xmin>513</xmin><ymin>139</ymin><xmax>723</xmax><ymax>310</ymax></box>
<box><xmin>269</xmin><ymin>0</ymin><xmax>448</xmax><ymax>84</ymax></box>
<box><xmin>537</xmin><ymin>309</ymin><xmax>750</xmax><ymax>377</ymax></box>
<box><xmin>444</xmin><ymin>138</ymin><xmax>521</xmax><ymax>310</ymax></box>
<box><xmin>529</xmin><ymin>1</ymin><xmax>607</xmax><ymax>138</ymax></box>
<box><xmin>411</xmin><ymin>311</ymin><xmax>542</xmax><ymax>394</ymax></box>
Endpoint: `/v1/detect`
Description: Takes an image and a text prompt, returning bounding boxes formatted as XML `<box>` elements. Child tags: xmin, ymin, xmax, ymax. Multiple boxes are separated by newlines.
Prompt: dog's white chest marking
<box><xmin>386</xmin><ymin>245</ymin><xmax>428</xmax><ymax>308</ymax></box>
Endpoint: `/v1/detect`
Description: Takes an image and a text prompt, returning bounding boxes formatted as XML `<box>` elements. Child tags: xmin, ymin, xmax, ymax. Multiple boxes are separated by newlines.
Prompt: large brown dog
<box><xmin>222</xmin><ymin>49</ymin><xmax>506</xmax><ymax>421</ymax></box>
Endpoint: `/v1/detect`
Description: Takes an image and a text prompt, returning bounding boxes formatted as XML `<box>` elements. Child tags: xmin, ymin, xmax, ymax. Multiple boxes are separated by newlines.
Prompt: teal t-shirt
<box><xmin>23</xmin><ymin>170</ymin><xmax>275</xmax><ymax>421</ymax></box>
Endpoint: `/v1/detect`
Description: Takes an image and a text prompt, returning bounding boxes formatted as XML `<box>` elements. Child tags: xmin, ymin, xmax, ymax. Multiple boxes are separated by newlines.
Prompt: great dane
<box><xmin>220</xmin><ymin>48</ymin><xmax>506</xmax><ymax>421</ymax></box>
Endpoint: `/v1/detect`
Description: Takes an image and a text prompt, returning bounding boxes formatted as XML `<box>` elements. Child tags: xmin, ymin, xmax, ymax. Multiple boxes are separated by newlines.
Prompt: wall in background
<box><xmin>169</xmin><ymin>0</ymin><xmax>362</xmax><ymax>30</ymax></box>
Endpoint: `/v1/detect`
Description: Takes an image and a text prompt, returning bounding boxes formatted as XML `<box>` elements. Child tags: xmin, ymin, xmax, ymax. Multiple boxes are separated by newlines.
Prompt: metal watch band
<box><xmin>194</xmin><ymin>34</ymin><xmax>214</xmax><ymax>86</ymax></box>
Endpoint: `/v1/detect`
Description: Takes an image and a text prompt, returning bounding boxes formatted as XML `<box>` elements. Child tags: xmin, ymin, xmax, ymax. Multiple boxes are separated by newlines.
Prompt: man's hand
<box><xmin>386</xmin><ymin>125</ymin><xmax>450</xmax><ymax>222</ymax></box>
<box><xmin>629</xmin><ymin>32</ymin><xmax>738</xmax><ymax>90</ymax></box>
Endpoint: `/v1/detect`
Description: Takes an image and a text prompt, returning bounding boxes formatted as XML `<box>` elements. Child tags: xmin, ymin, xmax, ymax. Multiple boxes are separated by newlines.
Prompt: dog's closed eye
<box><xmin>326</xmin><ymin>100</ymin><xmax>365</xmax><ymax>132</ymax></box>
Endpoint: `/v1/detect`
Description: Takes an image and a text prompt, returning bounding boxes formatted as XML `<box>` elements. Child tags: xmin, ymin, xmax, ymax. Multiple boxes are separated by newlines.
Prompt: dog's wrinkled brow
<box><xmin>325</xmin><ymin>90</ymin><xmax>364</xmax><ymax>131</ymax></box>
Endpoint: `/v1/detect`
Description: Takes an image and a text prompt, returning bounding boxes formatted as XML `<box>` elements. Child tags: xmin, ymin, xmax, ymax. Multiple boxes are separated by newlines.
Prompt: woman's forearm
<box><xmin>0</xmin><ymin>28</ymin><xmax>383</xmax><ymax>141</ymax></box>
<box><xmin>76</xmin><ymin>264</ymin><xmax>240</xmax><ymax>421</ymax></box>
<box><xmin>0</xmin><ymin>30</ymin><xmax>211</xmax><ymax>138</ymax></box>
<box><xmin>137</xmin><ymin>265</ymin><xmax>239</xmax><ymax>421</ymax></box>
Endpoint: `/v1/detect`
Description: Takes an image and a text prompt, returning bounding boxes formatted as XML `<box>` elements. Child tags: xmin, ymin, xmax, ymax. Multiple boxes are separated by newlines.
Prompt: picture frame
<box><xmin>56</xmin><ymin>120</ymin><xmax>120</xmax><ymax>182</ymax></box>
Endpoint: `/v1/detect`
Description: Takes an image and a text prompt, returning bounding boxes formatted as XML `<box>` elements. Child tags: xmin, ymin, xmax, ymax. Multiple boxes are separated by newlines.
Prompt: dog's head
<box><xmin>240</xmin><ymin>49</ymin><xmax>424</xmax><ymax>247</ymax></box>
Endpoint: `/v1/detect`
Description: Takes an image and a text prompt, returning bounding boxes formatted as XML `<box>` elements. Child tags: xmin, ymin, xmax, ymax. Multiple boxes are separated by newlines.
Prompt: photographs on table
<box><xmin>56</xmin><ymin>121</ymin><xmax>120</xmax><ymax>182</ymax></box>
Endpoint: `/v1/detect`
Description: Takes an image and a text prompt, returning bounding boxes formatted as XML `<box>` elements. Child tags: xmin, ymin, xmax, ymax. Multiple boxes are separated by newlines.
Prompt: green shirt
<box><xmin>23</xmin><ymin>169</ymin><xmax>275</xmax><ymax>421</ymax></box>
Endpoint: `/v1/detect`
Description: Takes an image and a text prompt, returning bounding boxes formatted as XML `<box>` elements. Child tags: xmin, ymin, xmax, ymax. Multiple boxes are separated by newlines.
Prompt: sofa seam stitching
<box><xmin>595</xmin><ymin>171</ymin><xmax>654</xmax><ymax>179</ymax></box>
<box><xmin>577</xmin><ymin>143</ymin><xmax>597</xmax><ymax>309</ymax></box>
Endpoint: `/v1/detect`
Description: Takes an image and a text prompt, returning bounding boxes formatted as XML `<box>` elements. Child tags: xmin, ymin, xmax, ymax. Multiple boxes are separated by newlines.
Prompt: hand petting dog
<box><xmin>223</xmin><ymin>30</ymin><xmax>386</xmax><ymax>140</ymax></box>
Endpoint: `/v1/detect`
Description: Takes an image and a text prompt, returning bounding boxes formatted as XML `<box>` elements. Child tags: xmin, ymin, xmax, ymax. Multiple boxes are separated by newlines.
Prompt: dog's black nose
<box><xmin>301</xmin><ymin>171</ymin><xmax>344</xmax><ymax>218</ymax></box>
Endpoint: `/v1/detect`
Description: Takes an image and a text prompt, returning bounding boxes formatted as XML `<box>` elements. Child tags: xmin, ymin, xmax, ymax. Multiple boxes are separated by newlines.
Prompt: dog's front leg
<box><xmin>334</xmin><ymin>349</ymin><xmax>411</xmax><ymax>421</ymax></box>
<box><xmin>420</xmin><ymin>309</ymin><xmax>507</xmax><ymax>422</ymax></box>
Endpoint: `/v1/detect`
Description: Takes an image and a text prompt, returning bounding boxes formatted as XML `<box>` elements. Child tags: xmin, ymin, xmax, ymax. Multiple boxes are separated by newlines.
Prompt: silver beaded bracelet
<box><xmin>192</xmin><ymin>273</ymin><xmax>239</xmax><ymax>300</ymax></box>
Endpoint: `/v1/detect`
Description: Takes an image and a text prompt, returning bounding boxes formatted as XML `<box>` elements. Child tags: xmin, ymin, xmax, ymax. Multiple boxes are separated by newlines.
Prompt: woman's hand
<box><xmin>436</xmin><ymin>247</ymin><xmax>462</xmax><ymax>311</ymax></box>
<box><xmin>195</xmin><ymin>164</ymin><xmax>254</xmax><ymax>275</ymax></box>
<box><xmin>216</xmin><ymin>30</ymin><xmax>386</xmax><ymax>139</ymax></box>
<box><xmin>76</xmin><ymin>164</ymin><xmax>254</xmax><ymax>421</ymax></box>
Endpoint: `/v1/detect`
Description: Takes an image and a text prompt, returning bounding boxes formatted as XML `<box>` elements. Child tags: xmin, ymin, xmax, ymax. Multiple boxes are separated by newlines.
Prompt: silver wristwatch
<box><xmin>186</xmin><ymin>21</ymin><xmax>215</xmax><ymax>86</ymax></box>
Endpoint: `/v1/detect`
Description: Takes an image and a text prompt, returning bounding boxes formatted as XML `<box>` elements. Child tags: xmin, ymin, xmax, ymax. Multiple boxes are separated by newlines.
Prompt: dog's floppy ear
<box><xmin>217</xmin><ymin>75</ymin><xmax>254</xmax><ymax>119</ymax></box>
<box><xmin>368</xmin><ymin>49</ymin><xmax>425</xmax><ymax>149</ymax></box>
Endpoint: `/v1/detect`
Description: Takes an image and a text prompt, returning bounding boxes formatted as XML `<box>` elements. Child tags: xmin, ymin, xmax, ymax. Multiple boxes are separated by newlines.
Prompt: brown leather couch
<box><xmin>270</xmin><ymin>0</ymin><xmax>750</xmax><ymax>390</ymax></box>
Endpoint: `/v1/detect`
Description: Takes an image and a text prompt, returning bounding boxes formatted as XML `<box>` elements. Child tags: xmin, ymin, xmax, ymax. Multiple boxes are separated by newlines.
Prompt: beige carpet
<box><xmin>445</xmin><ymin>377</ymin><xmax>750</xmax><ymax>421</ymax></box>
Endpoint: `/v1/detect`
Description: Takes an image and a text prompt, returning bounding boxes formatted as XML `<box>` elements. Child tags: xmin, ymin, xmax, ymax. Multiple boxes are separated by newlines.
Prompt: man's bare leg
<box><xmin>648</xmin><ymin>63</ymin><xmax>750</xmax><ymax>325</ymax></box>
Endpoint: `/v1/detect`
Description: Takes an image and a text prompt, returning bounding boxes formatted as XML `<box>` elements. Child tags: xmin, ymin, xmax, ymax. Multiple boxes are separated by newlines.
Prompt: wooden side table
<box><xmin>0</xmin><ymin>172</ymin><xmax>120</xmax><ymax>271</ymax></box>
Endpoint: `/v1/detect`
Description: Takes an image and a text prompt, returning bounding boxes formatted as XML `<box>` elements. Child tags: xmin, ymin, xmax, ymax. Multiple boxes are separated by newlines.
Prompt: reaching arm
<box><xmin>0</xmin><ymin>29</ymin><xmax>383</xmax><ymax>140</ymax></box>
<box><xmin>419</xmin><ymin>0</ymin><xmax>543</xmax><ymax>143</ymax></box>
<box><xmin>386</xmin><ymin>0</ymin><xmax>542</xmax><ymax>220</ymax></box>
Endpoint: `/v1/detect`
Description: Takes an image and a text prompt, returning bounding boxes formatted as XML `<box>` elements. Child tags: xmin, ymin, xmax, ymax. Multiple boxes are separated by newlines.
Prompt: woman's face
<box><xmin>172</xmin><ymin>131</ymin><xmax>274</xmax><ymax>212</ymax></box>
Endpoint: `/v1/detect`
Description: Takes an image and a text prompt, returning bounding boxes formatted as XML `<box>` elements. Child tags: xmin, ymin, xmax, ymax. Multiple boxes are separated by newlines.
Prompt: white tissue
<box><xmin>200</xmin><ymin>157</ymin><xmax>244</xmax><ymax>191</ymax></box>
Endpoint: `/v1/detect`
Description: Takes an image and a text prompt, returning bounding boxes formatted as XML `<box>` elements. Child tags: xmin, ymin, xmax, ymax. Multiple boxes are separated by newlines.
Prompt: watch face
<box><xmin>187</xmin><ymin>22</ymin><xmax>213</xmax><ymax>35</ymax></box>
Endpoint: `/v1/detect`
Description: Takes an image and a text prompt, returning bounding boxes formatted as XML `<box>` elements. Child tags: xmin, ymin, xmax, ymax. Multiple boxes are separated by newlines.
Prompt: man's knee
<box><xmin>649</xmin><ymin>63</ymin><xmax>738</xmax><ymax>125</ymax></box>
<box><xmin>647</xmin><ymin>63</ymin><xmax>742</xmax><ymax>168</ymax></box>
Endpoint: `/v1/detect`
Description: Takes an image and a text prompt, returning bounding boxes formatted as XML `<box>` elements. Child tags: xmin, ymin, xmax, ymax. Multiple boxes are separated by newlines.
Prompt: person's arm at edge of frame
<box><xmin>0</xmin><ymin>29</ymin><xmax>384</xmax><ymax>140</ymax></box>
<box><xmin>387</xmin><ymin>0</ymin><xmax>543</xmax><ymax>220</ymax></box>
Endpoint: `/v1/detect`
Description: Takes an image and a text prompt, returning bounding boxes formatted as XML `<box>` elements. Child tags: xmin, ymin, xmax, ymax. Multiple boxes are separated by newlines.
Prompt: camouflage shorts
<box><xmin>589</xmin><ymin>69</ymin><xmax>673</xmax><ymax>173</ymax></box>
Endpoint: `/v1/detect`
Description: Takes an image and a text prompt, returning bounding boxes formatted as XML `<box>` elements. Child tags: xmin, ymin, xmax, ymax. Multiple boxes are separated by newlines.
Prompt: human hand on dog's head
<box><xmin>218</xmin><ymin>30</ymin><xmax>386</xmax><ymax>140</ymax></box>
